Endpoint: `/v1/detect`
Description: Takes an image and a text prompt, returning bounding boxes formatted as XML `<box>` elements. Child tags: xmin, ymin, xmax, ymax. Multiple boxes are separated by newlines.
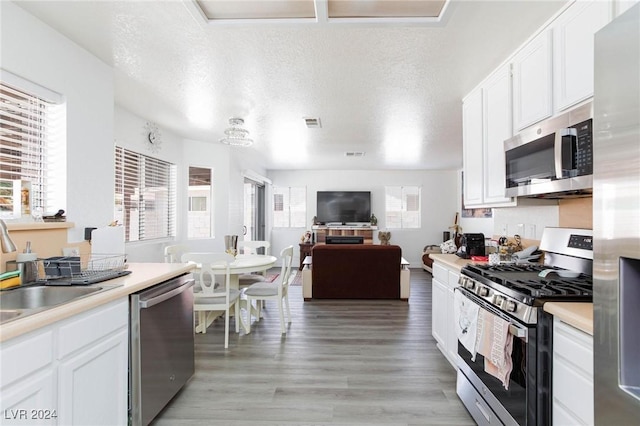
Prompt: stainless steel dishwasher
<box><xmin>129</xmin><ymin>273</ymin><xmax>195</xmax><ymax>426</ymax></box>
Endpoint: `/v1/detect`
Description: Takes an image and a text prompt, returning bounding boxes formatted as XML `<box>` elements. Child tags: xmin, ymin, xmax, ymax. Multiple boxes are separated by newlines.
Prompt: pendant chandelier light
<box><xmin>219</xmin><ymin>117</ymin><xmax>253</xmax><ymax>147</ymax></box>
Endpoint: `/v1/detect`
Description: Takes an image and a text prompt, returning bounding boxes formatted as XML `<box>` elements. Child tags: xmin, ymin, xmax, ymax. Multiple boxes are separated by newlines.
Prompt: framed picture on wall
<box><xmin>461</xmin><ymin>172</ymin><xmax>493</xmax><ymax>218</ymax></box>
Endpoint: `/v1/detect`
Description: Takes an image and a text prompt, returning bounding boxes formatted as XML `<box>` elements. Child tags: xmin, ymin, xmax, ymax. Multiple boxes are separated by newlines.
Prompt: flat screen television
<box><xmin>316</xmin><ymin>191</ymin><xmax>371</xmax><ymax>224</ymax></box>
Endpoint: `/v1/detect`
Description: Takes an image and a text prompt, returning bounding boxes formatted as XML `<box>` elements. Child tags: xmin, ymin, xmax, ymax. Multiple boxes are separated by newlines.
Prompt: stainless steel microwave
<box><xmin>504</xmin><ymin>101</ymin><xmax>593</xmax><ymax>198</ymax></box>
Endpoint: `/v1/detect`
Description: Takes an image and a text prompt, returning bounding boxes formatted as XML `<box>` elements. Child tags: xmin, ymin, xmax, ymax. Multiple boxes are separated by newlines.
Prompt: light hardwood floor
<box><xmin>153</xmin><ymin>269</ymin><xmax>474</xmax><ymax>425</ymax></box>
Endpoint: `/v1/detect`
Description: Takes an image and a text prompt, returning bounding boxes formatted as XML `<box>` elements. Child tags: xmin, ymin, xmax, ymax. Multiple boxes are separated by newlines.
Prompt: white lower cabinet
<box><xmin>431</xmin><ymin>261</ymin><xmax>460</xmax><ymax>368</ymax></box>
<box><xmin>57</xmin><ymin>329</ymin><xmax>128</xmax><ymax>425</ymax></box>
<box><xmin>0</xmin><ymin>299</ymin><xmax>129</xmax><ymax>425</ymax></box>
<box><xmin>552</xmin><ymin>317</ymin><xmax>594</xmax><ymax>425</ymax></box>
<box><xmin>1</xmin><ymin>330</ymin><xmax>56</xmax><ymax>426</ymax></box>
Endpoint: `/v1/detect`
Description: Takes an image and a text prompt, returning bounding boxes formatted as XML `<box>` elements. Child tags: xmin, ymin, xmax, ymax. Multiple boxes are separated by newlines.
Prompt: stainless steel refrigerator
<box><xmin>593</xmin><ymin>3</ymin><xmax>640</xmax><ymax>424</ymax></box>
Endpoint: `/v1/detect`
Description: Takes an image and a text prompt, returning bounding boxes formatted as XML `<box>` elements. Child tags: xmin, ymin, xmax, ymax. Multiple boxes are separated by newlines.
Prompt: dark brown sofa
<box><xmin>306</xmin><ymin>244</ymin><xmax>408</xmax><ymax>300</ymax></box>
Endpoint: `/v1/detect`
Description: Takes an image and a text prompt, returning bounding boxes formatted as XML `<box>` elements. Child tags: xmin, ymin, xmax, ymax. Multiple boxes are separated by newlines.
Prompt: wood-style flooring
<box><xmin>153</xmin><ymin>269</ymin><xmax>474</xmax><ymax>425</ymax></box>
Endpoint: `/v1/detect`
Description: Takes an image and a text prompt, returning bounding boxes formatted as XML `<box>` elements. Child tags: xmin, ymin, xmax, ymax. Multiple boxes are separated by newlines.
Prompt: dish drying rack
<box><xmin>40</xmin><ymin>254</ymin><xmax>129</xmax><ymax>285</ymax></box>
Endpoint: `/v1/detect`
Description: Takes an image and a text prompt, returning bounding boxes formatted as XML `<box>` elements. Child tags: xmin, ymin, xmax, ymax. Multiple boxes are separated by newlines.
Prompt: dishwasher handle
<box><xmin>139</xmin><ymin>279</ymin><xmax>194</xmax><ymax>309</ymax></box>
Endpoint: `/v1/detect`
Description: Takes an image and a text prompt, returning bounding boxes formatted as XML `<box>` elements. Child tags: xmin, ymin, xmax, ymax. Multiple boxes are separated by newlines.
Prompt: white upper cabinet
<box><xmin>482</xmin><ymin>65</ymin><xmax>514</xmax><ymax>205</ymax></box>
<box><xmin>462</xmin><ymin>88</ymin><xmax>484</xmax><ymax>207</ymax></box>
<box><xmin>463</xmin><ymin>66</ymin><xmax>516</xmax><ymax>208</ymax></box>
<box><xmin>553</xmin><ymin>0</ymin><xmax>613</xmax><ymax>112</ymax></box>
<box><xmin>512</xmin><ymin>29</ymin><xmax>554</xmax><ymax>132</ymax></box>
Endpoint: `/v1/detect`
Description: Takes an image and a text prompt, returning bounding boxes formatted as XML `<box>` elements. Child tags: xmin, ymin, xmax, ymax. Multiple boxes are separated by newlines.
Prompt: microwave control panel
<box><xmin>573</xmin><ymin>118</ymin><xmax>593</xmax><ymax>175</ymax></box>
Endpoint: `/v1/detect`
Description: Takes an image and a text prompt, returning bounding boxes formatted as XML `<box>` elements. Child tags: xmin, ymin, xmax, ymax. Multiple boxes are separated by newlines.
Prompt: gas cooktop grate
<box><xmin>508</xmin><ymin>279</ymin><xmax>593</xmax><ymax>297</ymax></box>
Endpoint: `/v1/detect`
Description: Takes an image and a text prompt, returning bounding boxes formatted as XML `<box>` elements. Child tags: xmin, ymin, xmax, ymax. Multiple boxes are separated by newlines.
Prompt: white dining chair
<box><xmin>181</xmin><ymin>252</ymin><xmax>240</xmax><ymax>349</ymax></box>
<box><xmin>237</xmin><ymin>240</ymin><xmax>271</xmax><ymax>288</ymax></box>
<box><xmin>242</xmin><ymin>245</ymin><xmax>294</xmax><ymax>335</ymax></box>
<box><xmin>164</xmin><ymin>244</ymin><xmax>189</xmax><ymax>263</ymax></box>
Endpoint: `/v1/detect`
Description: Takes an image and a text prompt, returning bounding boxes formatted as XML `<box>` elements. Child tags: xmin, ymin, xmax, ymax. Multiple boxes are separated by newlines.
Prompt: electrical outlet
<box><xmin>527</xmin><ymin>224</ymin><xmax>537</xmax><ymax>239</ymax></box>
<box><xmin>515</xmin><ymin>223</ymin><xmax>525</xmax><ymax>237</ymax></box>
<box><xmin>501</xmin><ymin>224</ymin><xmax>508</xmax><ymax>236</ymax></box>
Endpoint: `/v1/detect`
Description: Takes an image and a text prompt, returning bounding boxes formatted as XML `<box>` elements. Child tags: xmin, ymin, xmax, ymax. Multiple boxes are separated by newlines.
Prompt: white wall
<box><xmin>493</xmin><ymin>199</ymin><xmax>559</xmax><ymax>241</ymax></box>
<box><xmin>267</xmin><ymin>169</ymin><xmax>460</xmax><ymax>266</ymax></box>
<box><xmin>1</xmin><ymin>1</ymin><xmax>114</xmax><ymax>242</ymax></box>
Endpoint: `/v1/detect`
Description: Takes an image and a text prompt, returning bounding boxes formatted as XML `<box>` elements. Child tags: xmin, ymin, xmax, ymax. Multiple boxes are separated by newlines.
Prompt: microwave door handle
<box><xmin>554</xmin><ymin>131</ymin><xmax>564</xmax><ymax>179</ymax></box>
<box><xmin>555</xmin><ymin>128</ymin><xmax>578</xmax><ymax>178</ymax></box>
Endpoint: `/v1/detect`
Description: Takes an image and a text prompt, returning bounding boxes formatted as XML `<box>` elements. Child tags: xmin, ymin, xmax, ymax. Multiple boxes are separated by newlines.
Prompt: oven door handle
<box><xmin>509</xmin><ymin>323</ymin><xmax>528</xmax><ymax>342</ymax></box>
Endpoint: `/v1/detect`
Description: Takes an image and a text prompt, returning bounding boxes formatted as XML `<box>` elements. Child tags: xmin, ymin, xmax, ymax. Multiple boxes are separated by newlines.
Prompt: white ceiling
<box><xmin>14</xmin><ymin>0</ymin><xmax>568</xmax><ymax>171</ymax></box>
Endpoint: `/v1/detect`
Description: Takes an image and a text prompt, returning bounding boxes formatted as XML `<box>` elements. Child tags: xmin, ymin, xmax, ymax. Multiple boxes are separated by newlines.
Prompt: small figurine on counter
<box><xmin>301</xmin><ymin>230</ymin><xmax>312</xmax><ymax>243</ymax></box>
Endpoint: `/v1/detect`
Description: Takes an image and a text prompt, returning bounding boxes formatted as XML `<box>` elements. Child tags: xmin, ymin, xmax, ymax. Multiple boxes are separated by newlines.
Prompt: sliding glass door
<box><xmin>243</xmin><ymin>179</ymin><xmax>265</xmax><ymax>242</ymax></box>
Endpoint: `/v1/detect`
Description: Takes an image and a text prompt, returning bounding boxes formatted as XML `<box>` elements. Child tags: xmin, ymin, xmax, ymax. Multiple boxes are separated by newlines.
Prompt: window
<box><xmin>385</xmin><ymin>186</ymin><xmax>421</xmax><ymax>229</ymax></box>
<box><xmin>187</xmin><ymin>166</ymin><xmax>212</xmax><ymax>239</ymax></box>
<box><xmin>189</xmin><ymin>196</ymin><xmax>207</xmax><ymax>211</ymax></box>
<box><xmin>114</xmin><ymin>146</ymin><xmax>176</xmax><ymax>242</ymax></box>
<box><xmin>272</xmin><ymin>186</ymin><xmax>306</xmax><ymax>228</ymax></box>
<box><xmin>0</xmin><ymin>76</ymin><xmax>65</xmax><ymax>219</ymax></box>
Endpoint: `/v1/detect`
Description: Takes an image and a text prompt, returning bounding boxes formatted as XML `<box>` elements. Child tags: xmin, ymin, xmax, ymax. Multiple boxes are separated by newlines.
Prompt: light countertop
<box><xmin>544</xmin><ymin>302</ymin><xmax>593</xmax><ymax>335</ymax></box>
<box><xmin>429</xmin><ymin>253</ymin><xmax>481</xmax><ymax>271</ymax></box>
<box><xmin>0</xmin><ymin>262</ymin><xmax>196</xmax><ymax>342</ymax></box>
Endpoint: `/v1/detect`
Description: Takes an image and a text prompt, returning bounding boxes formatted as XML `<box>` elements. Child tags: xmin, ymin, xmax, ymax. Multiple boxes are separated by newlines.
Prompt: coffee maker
<box><xmin>456</xmin><ymin>233</ymin><xmax>486</xmax><ymax>259</ymax></box>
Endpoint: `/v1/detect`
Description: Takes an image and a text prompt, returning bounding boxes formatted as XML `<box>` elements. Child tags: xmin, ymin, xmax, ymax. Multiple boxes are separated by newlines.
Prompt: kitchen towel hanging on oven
<box><xmin>454</xmin><ymin>289</ymin><xmax>480</xmax><ymax>359</ymax></box>
<box><xmin>476</xmin><ymin>308</ymin><xmax>514</xmax><ymax>389</ymax></box>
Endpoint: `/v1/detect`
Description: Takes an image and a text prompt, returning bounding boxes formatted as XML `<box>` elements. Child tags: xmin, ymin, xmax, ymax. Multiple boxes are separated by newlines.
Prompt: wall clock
<box><xmin>144</xmin><ymin>122</ymin><xmax>162</xmax><ymax>153</ymax></box>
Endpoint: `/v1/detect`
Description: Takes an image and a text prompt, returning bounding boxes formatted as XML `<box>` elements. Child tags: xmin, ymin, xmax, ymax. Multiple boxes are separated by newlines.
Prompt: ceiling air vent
<box><xmin>304</xmin><ymin>117</ymin><xmax>321</xmax><ymax>128</ymax></box>
<box><xmin>345</xmin><ymin>151</ymin><xmax>365</xmax><ymax>157</ymax></box>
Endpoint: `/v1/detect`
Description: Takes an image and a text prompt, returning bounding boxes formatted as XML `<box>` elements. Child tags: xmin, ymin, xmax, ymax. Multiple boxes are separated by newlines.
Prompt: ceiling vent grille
<box><xmin>304</xmin><ymin>117</ymin><xmax>321</xmax><ymax>128</ymax></box>
<box><xmin>345</xmin><ymin>151</ymin><xmax>365</xmax><ymax>157</ymax></box>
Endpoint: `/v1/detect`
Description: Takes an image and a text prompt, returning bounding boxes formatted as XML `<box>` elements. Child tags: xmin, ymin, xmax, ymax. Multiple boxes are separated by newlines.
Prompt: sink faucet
<box><xmin>0</xmin><ymin>219</ymin><xmax>17</xmax><ymax>253</ymax></box>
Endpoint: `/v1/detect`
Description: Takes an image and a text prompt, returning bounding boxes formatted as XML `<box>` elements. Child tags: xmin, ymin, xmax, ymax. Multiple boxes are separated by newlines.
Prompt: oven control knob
<box><xmin>505</xmin><ymin>300</ymin><xmax>517</xmax><ymax>312</ymax></box>
<box><xmin>478</xmin><ymin>287</ymin><xmax>489</xmax><ymax>297</ymax></box>
<box><xmin>493</xmin><ymin>295</ymin><xmax>504</xmax><ymax>306</ymax></box>
<box><xmin>464</xmin><ymin>279</ymin><xmax>475</xmax><ymax>290</ymax></box>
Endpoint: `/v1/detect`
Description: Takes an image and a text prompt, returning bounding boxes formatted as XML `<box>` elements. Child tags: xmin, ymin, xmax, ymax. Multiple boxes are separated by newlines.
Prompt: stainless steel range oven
<box><xmin>455</xmin><ymin>227</ymin><xmax>593</xmax><ymax>426</ymax></box>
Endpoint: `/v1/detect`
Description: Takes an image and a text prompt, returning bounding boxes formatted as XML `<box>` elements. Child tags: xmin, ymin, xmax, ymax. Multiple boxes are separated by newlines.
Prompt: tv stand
<box><xmin>312</xmin><ymin>225</ymin><xmax>377</xmax><ymax>244</ymax></box>
<box><xmin>326</xmin><ymin>222</ymin><xmax>371</xmax><ymax>228</ymax></box>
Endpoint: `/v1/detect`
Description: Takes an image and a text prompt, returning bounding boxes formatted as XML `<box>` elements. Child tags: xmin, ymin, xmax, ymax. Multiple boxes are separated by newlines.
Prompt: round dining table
<box><xmin>200</xmin><ymin>254</ymin><xmax>277</xmax><ymax>334</ymax></box>
<box><xmin>220</xmin><ymin>254</ymin><xmax>278</xmax><ymax>289</ymax></box>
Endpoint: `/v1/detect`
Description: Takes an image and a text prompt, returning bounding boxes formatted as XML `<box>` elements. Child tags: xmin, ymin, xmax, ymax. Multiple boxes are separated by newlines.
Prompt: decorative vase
<box><xmin>224</xmin><ymin>235</ymin><xmax>238</xmax><ymax>257</ymax></box>
<box><xmin>370</xmin><ymin>214</ymin><xmax>378</xmax><ymax>226</ymax></box>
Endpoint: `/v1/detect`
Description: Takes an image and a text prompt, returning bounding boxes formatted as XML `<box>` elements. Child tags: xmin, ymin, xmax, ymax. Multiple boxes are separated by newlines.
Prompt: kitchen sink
<box><xmin>0</xmin><ymin>310</ymin><xmax>22</xmax><ymax>322</ymax></box>
<box><xmin>0</xmin><ymin>283</ymin><xmax>122</xmax><ymax>324</ymax></box>
<box><xmin>0</xmin><ymin>285</ymin><xmax>103</xmax><ymax>310</ymax></box>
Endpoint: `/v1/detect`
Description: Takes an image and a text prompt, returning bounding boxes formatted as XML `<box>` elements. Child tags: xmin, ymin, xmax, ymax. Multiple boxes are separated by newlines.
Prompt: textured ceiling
<box><xmin>14</xmin><ymin>0</ymin><xmax>568</xmax><ymax>171</ymax></box>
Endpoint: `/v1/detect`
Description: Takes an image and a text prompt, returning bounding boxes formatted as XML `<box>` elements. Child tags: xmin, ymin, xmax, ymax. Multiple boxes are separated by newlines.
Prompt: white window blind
<box><xmin>273</xmin><ymin>186</ymin><xmax>306</xmax><ymax>228</ymax></box>
<box><xmin>114</xmin><ymin>146</ymin><xmax>176</xmax><ymax>242</ymax></box>
<box><xmin>0</xmin><ymin>81</ymin><xmax>64</xmax><ymax>219</ymax></box>
<box><xmin>385</xmin><ymin>186</ymin><xmax>421</xmax><ymax>229</ymax></box>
